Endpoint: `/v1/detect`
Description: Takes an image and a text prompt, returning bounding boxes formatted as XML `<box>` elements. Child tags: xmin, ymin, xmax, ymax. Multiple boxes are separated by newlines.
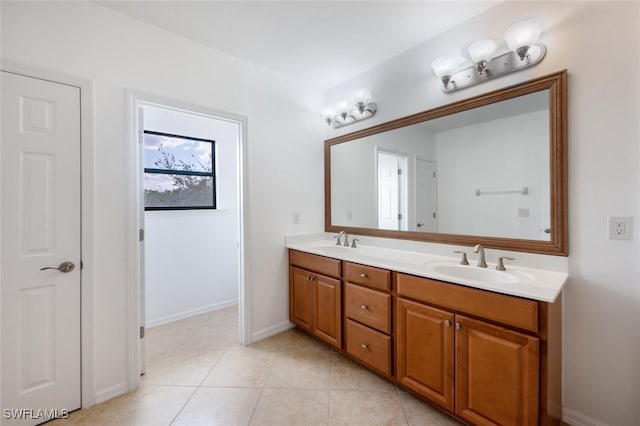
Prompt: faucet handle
<box><xmin>334</xmin><ymin>235</ymin><xmax>342</xmax><ymax>245</ymax></box>
<box><xmin>453</xmin><ymin>251</ymin><xmax>469</xmax><ymax>265</ymax></box>
<box><xmin>351</xmin><ymin>238</ymin><xmax>359</xmax><ymax>248</ymax></box>
<box><xmin>496</xmin><ymin>256</ymin><xmax>516</xmax><ymax>271</ymax></box>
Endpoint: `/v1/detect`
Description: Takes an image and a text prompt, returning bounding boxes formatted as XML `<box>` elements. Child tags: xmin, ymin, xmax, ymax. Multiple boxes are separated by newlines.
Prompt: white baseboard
<box><xmin>250</xmin><ymin>320</ymin><xmax>294</xmax><ymax>343</ymax></box>
<box><xmin>94</xmin><ymin>382</ymin><xmax>128</xmax><ymax>405</ymax></box>
<box><xmin>146</xmin><ymin>299</ymin><xmax>238</xmax><ymax>328</ymax></box>
<box><xmin>563</xmin><ymin>407</ymin><xmax>608</xmax><ymax>426</ymax></box>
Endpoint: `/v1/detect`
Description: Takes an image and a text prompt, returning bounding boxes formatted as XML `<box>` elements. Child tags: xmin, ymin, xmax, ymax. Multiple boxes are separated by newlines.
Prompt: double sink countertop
<box><xmin>286</xmin><ymin>237</ymin><xmax>568</xmax><ymax>303</ymax></box>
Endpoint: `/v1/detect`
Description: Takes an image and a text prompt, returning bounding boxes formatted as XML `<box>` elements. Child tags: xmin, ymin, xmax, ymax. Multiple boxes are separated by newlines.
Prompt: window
<box><xmin>143</xmin><ymin>130</ymin><xmax>216</xmax><ymax>210</ymax></box>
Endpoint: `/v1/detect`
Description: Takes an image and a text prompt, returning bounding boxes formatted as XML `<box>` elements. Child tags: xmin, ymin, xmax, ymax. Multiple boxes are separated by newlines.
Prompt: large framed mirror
<box><xmin>325</xmin><ymin>70</ymin><xmax>567</xmax><ymax>255</ymax></box>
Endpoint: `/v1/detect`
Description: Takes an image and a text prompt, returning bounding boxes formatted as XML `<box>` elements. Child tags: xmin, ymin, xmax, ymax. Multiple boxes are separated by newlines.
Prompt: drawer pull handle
<box><xmin>444</xmin><ymin>320</ymin><xmax>451</xmax><ymax>328</ymax></box>
<box><xmin>361</xmin><ymin>305</ymin><xmax>368</xmax><ymax>310</ymax></box>
<box><xmin>361</xmin><ymin>344</ymin><xmax>369</xmax><ymax>349</ymax></box>
<box><xmin>360</xmin><ymin>273</ymin><xmax>367</xmax><ymax>278</ymax></box>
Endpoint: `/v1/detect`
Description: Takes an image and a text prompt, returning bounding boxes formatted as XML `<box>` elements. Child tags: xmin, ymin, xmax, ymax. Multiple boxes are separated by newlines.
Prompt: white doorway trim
<box><xmin>0</xmin><ymin>60</ymin><xmax>97</xmax><ymax>408</ymax></box>
<box><xmin>125</xmin><ymin>91</ymin><xmax>249</xmax><ymax>391</ymax></box>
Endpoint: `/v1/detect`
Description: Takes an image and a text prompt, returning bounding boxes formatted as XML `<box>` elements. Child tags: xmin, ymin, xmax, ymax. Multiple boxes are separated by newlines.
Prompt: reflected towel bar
<box><xmin>475</xmin><ymin>187</ymin><xmax>528</xmax><ymax>196</ymax></box>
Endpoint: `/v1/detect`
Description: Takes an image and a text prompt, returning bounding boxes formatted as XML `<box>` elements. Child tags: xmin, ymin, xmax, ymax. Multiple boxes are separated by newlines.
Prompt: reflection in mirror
<box><xmin>326</xmin><ymin>71</ymin><xmax>567</xmax><ymax>255</ymax></box>
<box><xmin>331</xmin><ymin>90</ymin><xmax>550</xmax><ymax>241</ymax></box>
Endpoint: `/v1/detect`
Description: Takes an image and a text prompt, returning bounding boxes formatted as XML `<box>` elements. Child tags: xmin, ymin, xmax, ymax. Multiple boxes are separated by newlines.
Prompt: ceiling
<box><xmin>99</xmin><ymin>1</ymin><xmax>500</xmax><ymax>90</ymax></box>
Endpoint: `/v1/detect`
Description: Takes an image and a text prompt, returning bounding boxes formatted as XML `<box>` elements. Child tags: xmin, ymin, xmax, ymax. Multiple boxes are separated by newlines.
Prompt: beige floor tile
<box><xmin>250</xmin><ymin>388</ymin><xmax>329</xmax><ymax>426</ymax></box>
<box><xmin>330</xmin><ymin>354</ymin><xmax>396</xmax><ymax>392</ymax></box>
<box><xmin>202</xmin><ymin>347</ymin><xmax>276</xmax><ymax>387</ymax></box>
<box><xmin>145</xmin><ymin>323</ymin><xmax>195</xmax><ymax>352</ymax></box>
<box><xmin>264</xmin><ymin>350</ymin><xmax>331</xmax><ymax>389</ymax></box>
<box><xmin>143</xmin><ymin>350</ymin><xmax>223</xmax><ymax>386</ymax></box>
<box><xmin>398</xmin><ymin>392</ymin><xmax>462</xmax><ymax>426</ymax></box>
<box><xmin>329</xmin><ymin>390</ymin><xmax>408</xmax><ymax>426</ymax></box>
<box><xmin>204</xmin><ymin>305</ymin><xmax>239</xmax><ymax>326</ymax></box>
<box><xmin>250</xmin><ymin>328</ymin><xmax>332</xmax><ymax>354</ymax></box>
<box><xmin>49</xmin><ymin>384</ymin><xmax>195</xmax><ymax>426</ymax></box>
<box><xmin>172</xmin><ymin>387</ymin><xmax>261</xmax><ymax>426</ymax></box>
<box><xmin>184</xmin><ymin>324</ymin><xmax>241</xmax><ymax>350</ymax></box>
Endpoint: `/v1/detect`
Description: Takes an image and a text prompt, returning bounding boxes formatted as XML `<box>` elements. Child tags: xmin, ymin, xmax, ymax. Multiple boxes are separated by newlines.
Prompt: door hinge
<box><xmin>398</xmin><ymin>213</ymin><xmax>403</xmax><ymax>220</ymax></box>
<box><xmin>433</xmin><ymin>171</ymin><xmax>436</xmax><ymax>178</ymax></box>
<box><xmin>433</xmin><ymin>212</ymin><xmax>436</xmax><ymax>219</ymax></box>
<box><xmin>397</xmin><ymin>169</ymin><xmax>402</xmax><ymax>175</ymax></box>
<box><xmin>80</xmin><ymin>260</ymin><xmax>84</xmax><ymax>270</ymax></box>
<box><xmin>139</xmin><ymin>326</ymin><xmax>145</xmax><ymax>339</ymax></box>
<box><xmin>139</xmin><ymin>229</ymin><xmax>144</xmax><ymax>242</ymax></box>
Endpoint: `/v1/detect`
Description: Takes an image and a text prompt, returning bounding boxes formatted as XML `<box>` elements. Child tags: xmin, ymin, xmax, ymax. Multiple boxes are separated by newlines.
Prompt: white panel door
<box><xmin>377</xmin><ymin>152</ymin><xmax>400</xmax><ymax>230</ymax></box>
<box><xmin>1</xmin><ymin>71</ymin><xmax>81</xmax><ymax>424</ymax></box>
<box><xmin>415</xmin><ymin>159</ymin><xmax>437</xmax><ymax>232</ymax></box>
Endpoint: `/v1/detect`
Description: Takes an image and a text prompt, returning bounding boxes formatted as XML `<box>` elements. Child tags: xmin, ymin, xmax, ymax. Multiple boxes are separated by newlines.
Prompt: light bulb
<box><xmin>336</xmin><ymin>100</ymin><xmax>350</xmax><ymax>113</ymax></box>
<box><xmin>320</xmin><ymin>106</ymin><xmax>336</xmax><ymax>120</ymax></box>
<box><xmin>504</xmin><ymin>18</ymin><xmax>544</xmax><ymax>59</ymax></box>
<box><xmin>431</xmin><ymin>54</ymin><xmax>464</xmax><ymax>77</ymax></box>
<box><xmin>467</xmin><ymin>38</ymin><xmax>497</xmax><ymax>64</ymax></box>
<box><xmin>351</xmin><ymin>89</ymin><xmax>372</xmax><ymax>105</ymax></box>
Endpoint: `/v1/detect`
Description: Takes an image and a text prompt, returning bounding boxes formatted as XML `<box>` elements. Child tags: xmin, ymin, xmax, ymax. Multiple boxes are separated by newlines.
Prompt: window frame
<box><xmin>143</xmin><ymin>130</ymin><xmax>216</xmax><ymax>211</ymax></box>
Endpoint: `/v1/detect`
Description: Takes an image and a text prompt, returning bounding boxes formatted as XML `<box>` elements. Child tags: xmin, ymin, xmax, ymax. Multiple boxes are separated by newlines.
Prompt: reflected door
<box><xmin>1</xmin><ymin>71</ymin><xmax>81</xmax><ymax>424</ymax></box>
<box><xmin>415</xmin><ymin>159</ymin><xmax>437</xmax><ymax>232</ymax></box>
<box><xmin>377</xmin><ymin>151</ymin><xmax>407</xmax><ymax>230</ymax></box>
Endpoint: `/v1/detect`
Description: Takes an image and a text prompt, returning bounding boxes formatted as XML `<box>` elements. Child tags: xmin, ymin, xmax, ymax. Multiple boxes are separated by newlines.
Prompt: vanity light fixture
<box><xmin>432</xmin><ymin>18</ymin><xmax>546</xmax><ymax>93</ymax></box>
<box><xmin>322</xmin><ymin>89</ymin><xmax>377</xmax><ymax>128</ymax></box>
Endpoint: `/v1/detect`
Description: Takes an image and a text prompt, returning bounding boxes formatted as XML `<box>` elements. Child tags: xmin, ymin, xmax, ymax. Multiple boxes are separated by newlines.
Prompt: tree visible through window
<box><xmin>143</xmin><ymin>130</ymin><xmax>216</xmax><ymax>210</ymax></box>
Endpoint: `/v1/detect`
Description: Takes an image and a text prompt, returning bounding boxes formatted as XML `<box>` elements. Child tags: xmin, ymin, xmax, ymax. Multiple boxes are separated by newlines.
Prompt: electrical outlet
<box><xmin>608</xmin><ymin>216</ymin><xmax>633</xmax><ymax>240</ymax></box>
<box><xmin>293</xmin><ymin>211</ymin><xmax>300</xmax><ymax>225</ymax></box>
<box><xmin>518</xmin><ymin>208</ymin><xmax>530</xmax><ymax>218</ymax></box>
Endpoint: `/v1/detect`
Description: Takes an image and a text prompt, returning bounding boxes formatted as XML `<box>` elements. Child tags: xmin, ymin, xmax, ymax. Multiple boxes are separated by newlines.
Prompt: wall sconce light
<box><xmin>432</xmin><ymin>18</ymin><xmax>546</xmax><ymax>93</ymax></box>
<box><xmin>322</xmin><ymin>89</ymin><xmax>377</xmax><ymax>128</ymax></box>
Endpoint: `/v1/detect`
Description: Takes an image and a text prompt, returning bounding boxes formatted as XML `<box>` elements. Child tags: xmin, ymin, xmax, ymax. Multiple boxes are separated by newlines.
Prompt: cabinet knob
<box><xmin>361</xmin><ymin>305</ymin><xmax>368</xmax><ymax>310</ymax></box>
<box><xmin>360</xmin><ymin>273</ymin><xmax>367</xmax><ymax>278</ymax></box>
<box><xmin>455</xmin><ymin>323</ymin><xmax>461</xmax><ymax>331</ymax></box>
<box><xmin>361</xmin><ymin>343</ymin><xmax>369</xmax><ymax>349</ymax></box>
<box><xmin>444</xmin><ymin>320</ymin><xmax>451</xmax><ymax>328</ymax></box>
<box><xmin>307</xmin><ymin>276</ymin><xmax>313</xmax><ymax>281</ymax></box>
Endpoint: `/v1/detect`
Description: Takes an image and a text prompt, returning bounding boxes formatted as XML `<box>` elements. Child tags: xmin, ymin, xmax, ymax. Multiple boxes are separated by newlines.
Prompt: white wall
<box><xmin>0</xmin><ymin>1</ymin><xmax>324</xmax><ymax>403</ymax></box>
<box><xmin>324</xmin><ymin>2</ymin><xmax>640</xmax><ymax>425</ymax></box>
<box><xmin>142</xmin><ymin>106</ymin><xmax>239</xmax><ymax>327</ymax></box>
<box><xmin>436</xmin><ymin>110</ymin><xmax>549</xmax><ymax>240</ymax></box>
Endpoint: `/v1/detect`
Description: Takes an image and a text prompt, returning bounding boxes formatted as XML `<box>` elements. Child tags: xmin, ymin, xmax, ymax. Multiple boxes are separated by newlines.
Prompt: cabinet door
<box><xmin>314</xmin><ymin>274</ymin><xmax>342</xmax><ymax>348</ymax></box>
<box><xmin>455</xmin><ymin>315</ymin><xmax>539</xmax><ymax>426</ymax></box>
<box><xmin>396</xmin><ymin>298</ymin><xmax>455</xmax><ymax>412</ymax></box>
<box><xmin>289</xmin><ymin>266</ymin><xmax>313</xmax><ymax>332</ymax></box>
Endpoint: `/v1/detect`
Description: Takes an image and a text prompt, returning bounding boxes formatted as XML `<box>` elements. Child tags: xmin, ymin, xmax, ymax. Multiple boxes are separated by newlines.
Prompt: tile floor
<box><xmin>51</xmin><ymin>305</ymin><xmax>462</xmax><ymax>425</ymax></box>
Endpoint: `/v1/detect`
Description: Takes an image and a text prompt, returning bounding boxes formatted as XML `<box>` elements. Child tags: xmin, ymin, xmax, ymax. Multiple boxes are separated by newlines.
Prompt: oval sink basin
<box><xmin>426</xmin><ymin>262</ymin><xmax>519</xmax><ymax>284</ymax></box>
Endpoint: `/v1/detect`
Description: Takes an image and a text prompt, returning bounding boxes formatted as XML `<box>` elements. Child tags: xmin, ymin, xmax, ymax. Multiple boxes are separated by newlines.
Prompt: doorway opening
<box><xmin>130</xmin><ymin>95</ymin><xmax>247</xmax><ymax>382</ymax></box>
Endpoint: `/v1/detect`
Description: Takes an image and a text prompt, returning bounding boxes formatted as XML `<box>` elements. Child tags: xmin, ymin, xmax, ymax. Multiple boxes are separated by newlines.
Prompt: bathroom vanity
<box><xmin>287</xmin><ymin>239</ymin><xmax>565</xmax><ymax>426</ymax></box>
<box><xmin>291</xmin><ymin>71</ymin><xmax>568</xmax><ymax>425</ymax></box>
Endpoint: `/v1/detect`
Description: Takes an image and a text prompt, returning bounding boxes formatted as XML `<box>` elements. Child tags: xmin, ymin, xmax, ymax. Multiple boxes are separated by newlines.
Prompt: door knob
<box><xmin>40</xmin><ymin>261</ymin><xmax>75</xmax><ymax>273</ymax></box>
<box><xmin>417</xmin><ymin>223</ymin><xmax>425</xmax><ymax>227</ymax></box>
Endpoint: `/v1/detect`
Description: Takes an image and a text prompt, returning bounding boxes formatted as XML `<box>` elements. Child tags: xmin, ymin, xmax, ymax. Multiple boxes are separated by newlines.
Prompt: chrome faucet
<box><xmin>335</xmin><ymin>231</ymin><xmax>350</xmax><ymax>246</ymax></box>
<box><xmin>473</xmin><ymin>244</ymin><xmax>487</xmax><ymax>268</ymax></box>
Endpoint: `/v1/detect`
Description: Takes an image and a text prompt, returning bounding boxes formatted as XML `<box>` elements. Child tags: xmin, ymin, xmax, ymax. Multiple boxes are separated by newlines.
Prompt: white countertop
<box><xmin>286</xmin><ymin>238</ymin><xmax>567</xmax><ymax>303</ymax></box>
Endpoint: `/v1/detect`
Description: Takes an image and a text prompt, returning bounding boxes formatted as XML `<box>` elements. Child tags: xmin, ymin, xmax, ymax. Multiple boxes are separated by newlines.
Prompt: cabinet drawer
<box><xmin>396</xmin><ymin>273</ymin><xmax>539</xmax><ymax>333</ymax></box>
<box><xmin>345</xmin><ymin>283</ymin><xmax>391</xmax><ymax>334</ymax></box>
<box><xmin>345</xmin><ymin>262</ymin><xmax>390</xmax><ymax>291</ymax></box>
<box><xmin>289</xmin><ymin>250</ymin><xmax>341</xmax><ymax>278</ymax></box>
<box><xmin>345</xmin><ymin>319</ymin><xmax>392</xmax><ymax>376</ymax></box>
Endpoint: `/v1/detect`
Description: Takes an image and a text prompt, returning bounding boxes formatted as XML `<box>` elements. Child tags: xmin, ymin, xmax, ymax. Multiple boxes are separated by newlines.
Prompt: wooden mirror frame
<box><xmin>325</xmin><ymin>70</ymin><xmax>567</xmax><ymax>256</ymax></box>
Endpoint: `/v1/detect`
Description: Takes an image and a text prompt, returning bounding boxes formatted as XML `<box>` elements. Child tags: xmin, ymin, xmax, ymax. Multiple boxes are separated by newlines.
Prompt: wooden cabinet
<box><xmin>343</xmin><ymin>262</ymin><xmax>393</xmax><ymax>377</ymax></box>
<box><xmin>396</xmin><ymin>298</ymin><xmax>455</xmax><ymax>412</ymax></box>
<box><xmin>289</xmin><ymin>251</ymin><xmax>342</xmax><ymax>349</ymax></box>
<box><xmin>396</xmin><ymin>297</ymin><xmax>540</xmax><ymax>425</ymax></box>
<box><xmin>288</xmin><ymin>250</ymin><xmax>561</xmax><ymax>426</ymax></box>
<box><xmin>455</xmin><ymin>315</ymin><xmax>539</xmax><ymax>426</ymax></box>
